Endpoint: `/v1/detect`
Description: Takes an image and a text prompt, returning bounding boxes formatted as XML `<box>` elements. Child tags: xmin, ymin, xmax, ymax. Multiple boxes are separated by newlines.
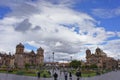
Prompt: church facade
<box><xmin>0</xmin><ymin>43</ymin><xmax>44</xmax><ymax>68</ymax></box>
<box><xmin>86</xmin><ymin>48</ymin><xmax>118</xmax><ymax>70</ymax></box>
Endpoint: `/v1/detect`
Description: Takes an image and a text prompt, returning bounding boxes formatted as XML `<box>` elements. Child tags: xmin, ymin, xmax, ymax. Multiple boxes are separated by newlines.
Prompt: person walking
<box><xmin>60</xmin><ymin>70</ymin><xmax>62</xmax><ymax>76</ymax></box>
<box><xmin>64</xmin><ymin>71</ymin><xmax>68</xmax><ymax>80</ymax></box>
<box><xmin>53</xmin><ymin>72</ymin><xmax>58</xmax><ymax>80</ymax></box>
<box><xmin>37</xmin><ymin>71</ymin><xmax>40</xmax><ymax>80</ymax></box>
<box><xmin>69</xmin><ymin>72</ymin><xmax>72</xmax><ymax>80</ymax></box>
<box><xmin>76</xmin><ymin>70</ymin><xmax>81</xmax><ymax>80</ymax></box>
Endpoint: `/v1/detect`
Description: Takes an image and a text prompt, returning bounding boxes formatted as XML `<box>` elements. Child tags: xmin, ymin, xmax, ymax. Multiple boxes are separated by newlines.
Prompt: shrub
<box><xmin>16</xmin><ymin>71</ymin><xmax>24</xmax><ymax>75</ymax></box>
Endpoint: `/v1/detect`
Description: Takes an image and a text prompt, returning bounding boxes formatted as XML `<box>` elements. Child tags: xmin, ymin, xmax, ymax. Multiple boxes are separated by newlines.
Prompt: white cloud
<box><xmin>92</xmin><ymin>7</ymin><xmax>120</xmax><ymax>18</ymax></box>
<box><xmin>106</xmin><ymin>31</ymin><xmax>116</xmax><ymax>37</ymax></box>
<box><xmin>103</xmin><ymin>39</ymin><xmax>120</xmax><ymax>59</ymax></box>
<box><xmin>117</xmin><ymin>32</ymin><xmax>120</xmax><ymax>37</ymax></box>
<box><xmin>0</xmin><ymin>0</ymin><xmax>119</xmax><ymax>61</ymax></box>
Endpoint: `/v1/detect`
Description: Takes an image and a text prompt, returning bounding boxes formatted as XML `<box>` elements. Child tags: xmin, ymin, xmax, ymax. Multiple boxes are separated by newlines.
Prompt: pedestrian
<box><xmin>64</xmin><ymin>71</ymin><xmax>68</xmax><ymax>80</ymax></box>
<box><xmin>53</xmin><ymin>72</ymin><xmax>58</xmax><ymax>80</ymax></box>
<box><xmin>37</xmin><ymin>71</ymin><xmax>40</xmax><ymax>80</ymax></box>
<box><xmin>69</xmin><ymin>72</ymin><xmax>72</xmax><ymax>80</ymax></box>
<box><xmin>60</xmin><ymin>70</ymin><xmax>62</xmax><ymax>75</ymax></box>
<box><xmin>76</xmin><ymin>70</ymin><xmax>81</xmax><ymax>80</ymax></box>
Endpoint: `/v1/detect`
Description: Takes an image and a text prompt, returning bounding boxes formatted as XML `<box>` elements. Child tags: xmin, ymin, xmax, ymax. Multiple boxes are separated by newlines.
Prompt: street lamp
<box><xmin>70</xmin><ymin>56</ymin><xmax>72</xmax><ymax>62</ymax></box>
<box><xmin>62</xmin><ymin>59</ymin><xmax>65</xmax><ymax>71</ymax></box>
<box><xmin>48</xmin><ymin>56</ymin><xmax>50</xmax><ymax>63</ymax></box>
<box><xmin>70</xmin><ymin>56</ymin><xmax>72</xmax><ymax>70</ymax></box>
<box><xmin>52</xmin><ymin>52</ymin><xmax>55</xmax><ymax>73</ymax></box>
<box><xmin>48</xmin><ymin>56</ymin><xmax>50</xmax><ymax>70</ymax></box>
<box><xmin>53</xmin><ymin>52</ymin><xmax>54</xmax><ymax>63</ymax></box>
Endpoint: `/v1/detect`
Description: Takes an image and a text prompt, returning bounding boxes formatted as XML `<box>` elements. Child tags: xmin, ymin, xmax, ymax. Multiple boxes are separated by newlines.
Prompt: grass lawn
<box><xmin>82</xmin><ymin>72</ymin><xmax>96</xmax><ymax>77</ymax></box>
<box><xmin>71</xmin><ymin>69</ymin><xmax>97</xmax><ymax>77</ymax></box>
<box><xmin>16</xmin><ymin>70</ymin><xmax>51</xmax><ymax>78</ymax></box>
<box><xmin>0</xmin><ymin>68</ymin><xmax>111</xmax><ymax>78</ymax></box>
<box><xmin>0</xmin><ymin>69</ymin><xmax>51</xmax><ymax>78</ymax></box>
<box><xmin>0</xmin><ymin>70</ymin><xmax>7</xmax><ymax>73</ymax></box>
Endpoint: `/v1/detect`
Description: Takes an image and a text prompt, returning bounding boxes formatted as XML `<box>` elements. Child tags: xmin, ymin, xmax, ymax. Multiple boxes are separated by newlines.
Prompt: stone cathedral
<box><xmin>86</xmin><ymin>47</ymin><xmax>117</xmax><ymax>70</ymax></box>
<box><xmin>0</xmin><ymin>43</ymin><xmax>44</xmax><ymax>68</ymax></box>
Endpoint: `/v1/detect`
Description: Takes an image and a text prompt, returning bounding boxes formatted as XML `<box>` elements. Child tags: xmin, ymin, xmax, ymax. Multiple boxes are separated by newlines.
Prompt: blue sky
<box><xmin>0</xmin><ymin>0</ymin><xmax>120</xmax><ymax>61</ymax></box>
<box><xmin>72</xmin><ymin>0</ymin><xmax>120</xmax><ymax>31</ymax></box>
<box><xmin>0</xmin><ymin>6</ymin><xmax>11</xmax><ymax>19</ymax></box>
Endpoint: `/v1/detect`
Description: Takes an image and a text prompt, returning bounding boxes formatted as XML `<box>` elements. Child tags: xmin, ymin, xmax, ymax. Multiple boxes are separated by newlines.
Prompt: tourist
<box><xmin>69</xmin><ymin>72</ymin><xmax>72</xmax><ymax>80</ymax></box>
<box><xmin>64</xmin><ymin>71</ymin><xmax>68</xmax><ymax>80</ymax></box>
<box><xmin>76</xmin><ymin>70</ymin><xmax>81</xmax><ymax>80</ymax></box>
<box><xmin>53</xmin><ymin>72</ymin><xmax>58</xmax><ymax>80</ymax></box>
<box><xmin>37</xmin><ymin>71</ymin><xmax>40</xmax><ymax>80</ymax></box>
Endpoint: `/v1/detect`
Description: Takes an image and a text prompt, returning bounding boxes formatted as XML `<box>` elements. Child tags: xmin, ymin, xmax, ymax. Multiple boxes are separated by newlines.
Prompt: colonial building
<box><xmin>118</xmin><ymin>59</ymin><xmax>120</xmax><ymax>69</ymax></box>
<box><xmin>0</xmin><ymin>43</ymin><xmax>44</xmax><ymax>68</ymax></box>
<box><xmin>86</xmin><ymin>47</ymin><xmax>117</xmax><ymax>70</ymax></box>
<box><xmin>0</xmin><ymin>53</ymin><xmax>15</xmax><ymax>68</ymax></box>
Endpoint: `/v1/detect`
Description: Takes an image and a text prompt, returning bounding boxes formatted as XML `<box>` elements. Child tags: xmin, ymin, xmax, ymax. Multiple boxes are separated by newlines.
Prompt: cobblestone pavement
<box><xmin>0</xmin><ymin>70</ymin><xmax>120</xmax><ymax>80</ymax></box>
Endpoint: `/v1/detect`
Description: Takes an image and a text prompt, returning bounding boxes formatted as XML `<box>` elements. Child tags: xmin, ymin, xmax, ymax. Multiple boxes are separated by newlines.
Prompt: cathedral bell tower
<box><xmin>36</xmin><ymin>47</ymin><xmax>44</xmax><ymax>65</ymax></box>
<box><xmin>95</xmin><ymin>47</ymin><xmax>101</xmax><ymax>56</ymax></box>
<box><xmin>86</xmin><ymin>49</ymin><xmax>91</xmax><ymax>58</ymax></box>
<box><xmin>16</xmin><ymin>43</ymin><xmax>24</xmax><ymax>54</ymax></box>
<box><xmin>15</xmin><ymin>43</ymin><xmax>24</xmax><ymax>68</ymax></box>
<box><xmin>37</xmin><ymin>47</ymin><xmax>44</xmax><ymax>56</ymax></box>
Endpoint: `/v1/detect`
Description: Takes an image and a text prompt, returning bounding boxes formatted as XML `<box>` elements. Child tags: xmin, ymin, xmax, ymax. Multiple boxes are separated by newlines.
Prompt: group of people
<box><xmin>37</xmin><ymin>70</ymin><xmax>81</xmax><ymax>80</ymax></box>
<box><xmin>53</xmin><ymin>70</ymin><xmax>81</xmax><ymax>80</ymax></box>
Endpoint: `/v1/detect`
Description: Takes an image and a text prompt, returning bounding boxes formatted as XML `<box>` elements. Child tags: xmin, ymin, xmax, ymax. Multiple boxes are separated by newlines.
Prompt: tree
<box><xmin>25</xmin><ymin>63</ymin><xmax>30</xmax><ymax>70</ymax></box>
<box><xmin>89</xmin><ymin>64</ymin><xmax>98</xmax><ymax>69</ymax></box>
<box><xmin>70</xmin><ymin>60</ymin><xmax>81</xmax><ymax>69</ymax></box>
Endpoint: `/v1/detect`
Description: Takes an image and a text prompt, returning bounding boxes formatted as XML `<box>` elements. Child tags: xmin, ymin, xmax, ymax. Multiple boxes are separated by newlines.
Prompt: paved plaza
<box><xmin>0</xmin><ymin>70</ymin><xmax>120</xmax><ymax>80</ymax></box>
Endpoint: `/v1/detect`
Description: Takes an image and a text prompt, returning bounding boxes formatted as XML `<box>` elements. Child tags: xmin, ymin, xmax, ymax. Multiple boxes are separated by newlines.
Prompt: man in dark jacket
<box><xmin>53</xmin><ymin>72</ymin><xmax>58</xmax><ymax>80</ymax></box>
<box><xmin>69</xmin><ymin>72</ymin><xmax>72</xmax><ymax>80</ymax></box>
<box><xmin>76</xmin><ymin>70</ymin><xmax>81</xmax><ymax>80</ymax></box>
<box><xmin>37</xmin><ymin>71</ymin><xmax>40</xmax><ymax>80</ymax></box>
<box><xmin>64</xmin><ymin>71</ymin><xmax>68</xmax><ymax>80</ymax></box>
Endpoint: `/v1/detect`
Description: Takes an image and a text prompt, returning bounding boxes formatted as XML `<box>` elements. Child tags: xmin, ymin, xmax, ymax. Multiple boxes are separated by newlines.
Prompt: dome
<box><xmin>96</xmin><ymin>47</ymin><xmax>101</xmax><ymax>52</ymax></box>
<box><xmin>86</xmin><ymin>48</ymin><xmax>91</xmax><ymax>53</ymax></box>
<box><xmin>86</xmin><ymin>48</ymin><xmax>90</xmax><ymax>51</ymax></box>
<box><xmin>96</xmin><ymin>47</ymin><xmax>100</xmax><ymax>50</ymax></box>
<box><xmin>37</xmin><ymin>47</ymin><xmax>43</xmax><ymax>51</ymax></box>
<box><xmin>16</xmin><ymin>43</ymin><xmax>24</xmax><ymax>48</ymax></box>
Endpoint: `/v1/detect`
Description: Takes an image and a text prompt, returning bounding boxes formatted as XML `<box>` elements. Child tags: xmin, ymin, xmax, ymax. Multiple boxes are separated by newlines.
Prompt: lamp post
<box><xmin>70</xmin><ymin>56</ymin><xmax>72</xmax><ymax>70</ymax></box>
<box><xmin>48</xmin><ymin>56</ymin><xmax>50</xmax><ymax>69</ymax></box>
<box><xmin>70</xmin><ymin>56</ymin><xmax>72</xmax><ymax>62</ymax></box>
<box><xmin>53</xmin><ymin>52</ymin><xmax>54</xmax><ymax>64</ymax></box>
<box><xmin>49</xmin><ymin>56</ymin><xmax>50</xmax><ymax>62</ymax></box>
<box><xmin>62</xmin><ymin>59</ymin><xmax>64</xmax><ymax>71</ymax></box>
<box><xmin>52</xmin><ymin>52</ymin><xmax>55</xmax><ymax>73</ymax></box>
